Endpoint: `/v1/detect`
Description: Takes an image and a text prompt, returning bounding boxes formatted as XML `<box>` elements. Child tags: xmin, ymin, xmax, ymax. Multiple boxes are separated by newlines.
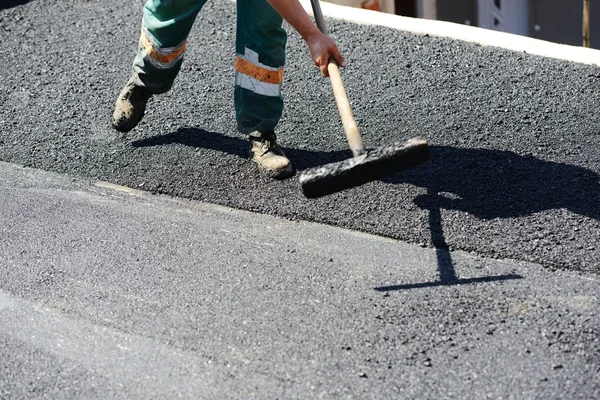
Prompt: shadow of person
<box><xmin>376</xmin><ymin>145</ymin><xmax>596</xmax><ymax>291</ymax></box>
<box><xmin>375</xmin><ymin>186</ymin><xmax>523</xmax><ymax>292</ymax></box>
<box><xmin>389</xmin><ymin>146</ymin><xmax>600</xmax><ymax>222</ymax></box>
<box><xmin>134</xmin><ymin>131</ymin><xmax>599</xmax><ymax>223</ymax></box>
<box><xmin>0</xmin><ymin>0</ymin><xmax>32</xmax><ymax>10</ymax></box>
<box><xmin>131</xmin><ymin>127</ymin><xmax>352</xmax><ymax>171</ymax></box>
<box><xmin>135</xmin><ymin>131</ymin><xmax>599</xmax><ymax>290</ymax></box>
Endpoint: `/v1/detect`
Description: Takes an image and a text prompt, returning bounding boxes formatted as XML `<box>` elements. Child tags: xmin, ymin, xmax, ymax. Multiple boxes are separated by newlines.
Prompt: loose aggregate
<box><xmin>1</xmin><ymin>3</ymin><xmax>599</xmax><ymax>397</ymax></box>
<box><xmin>0</xmin><ymin>0</ymin><xmax>598</xmax><ymax>276</ymax></box>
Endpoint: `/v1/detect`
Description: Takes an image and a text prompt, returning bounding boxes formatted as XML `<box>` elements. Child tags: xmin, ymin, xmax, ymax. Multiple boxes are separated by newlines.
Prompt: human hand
<box><xmin>305</xmin><ymin>32</ymin><xmax>346</xmax><ymax>77</ymax></box>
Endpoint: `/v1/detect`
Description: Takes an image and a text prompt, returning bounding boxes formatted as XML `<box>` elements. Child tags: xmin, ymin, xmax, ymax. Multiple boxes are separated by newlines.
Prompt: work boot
<box><xmin>249</xmin><ymin>131</ymin><xmax>294</xmax><ymax>179</ymax></box>
<box><xmin>112</xmin><ymin>76</ymin><xmax>152</xmax><ymax>132</ymax></box>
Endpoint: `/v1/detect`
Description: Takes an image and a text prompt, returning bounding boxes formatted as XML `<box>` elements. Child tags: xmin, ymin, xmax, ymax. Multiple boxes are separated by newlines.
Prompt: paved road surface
<box><xmin>0</xmin><ymin>0</ymin><xmax>598</xmax><ymax>273</ymax></box>
<box><xmin>0</xmin><ymin>0</ymin><xmax>599</xmax><ymax>398</ymax></box>
<box><xmin>1</xmin><ymin>162</ymin><xmax>598</xmax><ymax>399</ymax></box>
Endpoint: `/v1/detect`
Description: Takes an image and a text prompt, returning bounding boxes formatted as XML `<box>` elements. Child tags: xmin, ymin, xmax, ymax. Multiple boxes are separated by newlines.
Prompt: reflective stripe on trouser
<box><xmin>235</xmin><ymin>0</ymin><xmax>287</xmax><ymax>134</ymax></box>
<box><xmin>130</xmin><ymin>0</ymin><xmax>287</xmax><ymax>135</ymax></box>
<box><xmin>132</xmin><ymin>0</ymin><xmax>207</xmax><ymax>93</ymax></box>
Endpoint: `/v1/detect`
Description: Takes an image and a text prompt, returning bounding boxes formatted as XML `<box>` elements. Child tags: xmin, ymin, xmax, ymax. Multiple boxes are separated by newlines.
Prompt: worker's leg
<box><xmin>235</xmin><ymin>0</ymin><xmax>293</xmax><ymax>178</ymax></box>
<box><xmin>133</xmin><ymin>0</ymin><xmax>207</xmax><ymax>93</ymax></box>
<box><xmin>113</xmin><ymin>0</ymin><xmax>207</xmax><ymax>132</ymax></box>
<box><xmin>235</xmin><ymin>0</ymin><xmax>287</xmax><ymax>135</ymax></box>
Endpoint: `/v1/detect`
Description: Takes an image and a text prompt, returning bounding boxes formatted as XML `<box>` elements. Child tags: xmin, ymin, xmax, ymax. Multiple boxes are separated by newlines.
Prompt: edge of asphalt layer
<box><xmin>0</xmin><ymin>159</ymin><xmax>591</xmax><ymax>284</ymax></box>
<box><xmin>0</xmin><ymin>161</ymin><xmax>447</xmax><ymax>258</ymax></box>
<box><xmin>0</xmin><ymin>160</ymin><xmax>532</xmax><ymax>282</ymax></box>
<box><xmin>0</xmin><ymin>161</ymin><xmax>545</xmax><ymax>276</ymax></box>
<box><xmin>1</xmin><ymin>0</ymin><xmax>598</xmax><ymax>275</ymax></box>
<box><xmin>298</xmin><ymin>0</ymin><xmax>600</xmax><ymax>67</ymax></box>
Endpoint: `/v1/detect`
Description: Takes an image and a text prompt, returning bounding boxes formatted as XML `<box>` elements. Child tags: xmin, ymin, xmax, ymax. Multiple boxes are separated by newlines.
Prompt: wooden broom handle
<box><xmin>310</xmin><ymin>0</ymin><xmax>365</xmax><ymax>156</ymax></box>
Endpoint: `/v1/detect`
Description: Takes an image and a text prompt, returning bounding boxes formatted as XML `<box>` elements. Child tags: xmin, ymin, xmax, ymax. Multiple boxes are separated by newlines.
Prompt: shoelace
<box><xmin>252</xmin><ymin>135</ymin><xmax>278</xmax><ymax>157</ymax></box>
<box><xmin>259</xmin><ymin>139</ymin><xmax>275</xmax><ymax>156</ymax></box>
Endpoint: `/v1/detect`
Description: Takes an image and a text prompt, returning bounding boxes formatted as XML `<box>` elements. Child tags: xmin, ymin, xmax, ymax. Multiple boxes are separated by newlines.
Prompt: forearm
<box><xmin>267</xmin><ymin>0</ymin><xmax>321</xmax><ymax>41</ymax></box>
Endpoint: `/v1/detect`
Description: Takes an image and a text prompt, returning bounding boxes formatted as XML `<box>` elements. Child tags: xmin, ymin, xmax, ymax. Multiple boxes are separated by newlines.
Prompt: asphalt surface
<box><xmin>1</xmin><ymin>162</ymin><xmax>598</xmax><ymax>399</ymax></box>
<box><xmin>0</xmin><ymin>1</ymin><xmax>599</xmax><ymax>397</ymax></box>
<box><xmin>0</xmin><ymin>0</ymin><xmax>599</xmax><ymax>274</ymax></box>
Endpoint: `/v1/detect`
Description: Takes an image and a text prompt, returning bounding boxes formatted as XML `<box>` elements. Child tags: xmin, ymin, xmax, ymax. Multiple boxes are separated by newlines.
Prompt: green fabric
<box><xmin>235</xmin><ymin>0</ymin><xmax>286</xmax><ymax>68</ymax></box>
<box><xmin>131</xmin><ymin>0</ymin><xmax>287</xmax><ymax>134</ymax></box>
<box><xmin>132</xmin><ymin>0</ymin><xmax>206</xmax><ymax>93</ymax></box>
<box><xmin>235</xmin><ymin>0</ymin><xmax>286</xmax><ymax>134</ymax></box>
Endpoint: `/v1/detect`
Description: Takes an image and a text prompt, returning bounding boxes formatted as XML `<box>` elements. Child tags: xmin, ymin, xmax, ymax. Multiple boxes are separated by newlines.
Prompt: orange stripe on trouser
<box><xmin>235</xmin><ymin>57</ymin><xmax>284</xmax><ymax>84</ymax></box>
<box><xmin>140</xmin><ymin>33</ymin><xmax>187</xmax><ymax>65</ymax></box>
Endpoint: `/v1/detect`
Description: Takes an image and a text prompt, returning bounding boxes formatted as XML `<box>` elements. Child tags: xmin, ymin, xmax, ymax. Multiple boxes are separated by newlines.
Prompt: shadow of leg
<box><xmin>0</xmin><ymin>0</ymin><xmax>32</xmax><ymax>10</ymax></box>
<box><xmin>131</xmin><ymin>127</ymin><xmax>352</xmax><ymax>170</ymax></box>
<box><xmin>374</xmin><ymin>188</ymin><xmax>523</xmax><ymax>292</ymax></box>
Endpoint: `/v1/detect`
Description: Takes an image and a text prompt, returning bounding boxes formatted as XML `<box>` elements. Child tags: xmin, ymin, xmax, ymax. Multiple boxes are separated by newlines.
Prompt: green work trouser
<box><xmin>132</xmin><ymin>0</ymin><xmax>287</xmax><ymax>135</ymax></box>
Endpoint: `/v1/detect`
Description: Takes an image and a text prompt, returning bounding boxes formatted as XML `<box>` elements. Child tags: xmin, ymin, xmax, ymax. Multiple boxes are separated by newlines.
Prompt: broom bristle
<box><xmin>299</xmin><ymin>138</ymin><xmax>429</xmax><ymax>198</ymax></box>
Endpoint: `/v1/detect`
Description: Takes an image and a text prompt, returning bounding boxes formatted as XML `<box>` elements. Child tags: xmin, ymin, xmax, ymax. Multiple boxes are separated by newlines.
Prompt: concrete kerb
<box><xmin>297</xmin><ymin>0</ymin><xmax>600</xmax><ymax>68</ymax></box>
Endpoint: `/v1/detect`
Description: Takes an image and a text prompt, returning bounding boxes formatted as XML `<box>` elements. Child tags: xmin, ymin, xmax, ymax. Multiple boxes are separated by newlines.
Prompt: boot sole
<box><xmin>111</xmin><ymin>106</ymin><xmax>146</xmax><ymax>133</ymax></box>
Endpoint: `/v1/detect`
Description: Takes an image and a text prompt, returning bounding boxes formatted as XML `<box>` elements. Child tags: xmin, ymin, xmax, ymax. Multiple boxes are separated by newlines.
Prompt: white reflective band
<box><xmin>235</xmin><ymin>47</ymin><xmax>283</xmax><ymax>97</ymax></box>
<box><xmin>235</xmin><ymin>73</ymin><xmax>281</xmax><ymax>97</ymax></box>
<box><xmin>143</xmin><ymin>50</ymin><xmax>185</xmax><ymax>70</ymax></box>
<box><xmin>143</xmin><ymin>28</ymin><xmax>185</xmax><ymax>53</ymax></box>
<box><xmin>140</xmin><ymin>27</ymin><xmax>186</xmax><ymax>70</ymax></box>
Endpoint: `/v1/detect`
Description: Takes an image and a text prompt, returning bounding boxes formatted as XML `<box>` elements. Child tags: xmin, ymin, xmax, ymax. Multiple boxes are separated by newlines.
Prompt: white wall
<box><xmin>322</xmin><ymin>0</ymin><xmax>395</xmax><ymax>15</ymax></box>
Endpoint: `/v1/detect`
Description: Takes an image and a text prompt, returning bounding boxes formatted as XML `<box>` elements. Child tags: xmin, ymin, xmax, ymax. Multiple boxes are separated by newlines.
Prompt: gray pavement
<box><xmin>0</xmin><ymin>162</ymin><xmax>598</xmax><ymax>399</ymax></box>
<box><xmin>1</xmin><ymin>0</ymin><xmax>599</xmax><ymax>398</ymax></box>
<box><xmin>0</xmin><ymin>0</ymin><xmax>598</xmax><ymax>273</ymax></box>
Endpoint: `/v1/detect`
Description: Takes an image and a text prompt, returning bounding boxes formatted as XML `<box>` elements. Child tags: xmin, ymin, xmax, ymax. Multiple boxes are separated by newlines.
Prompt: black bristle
<box><xmin>299</xmin><ymin>138</ymin><xmax>429</xmax><ymax>198</ymax></box>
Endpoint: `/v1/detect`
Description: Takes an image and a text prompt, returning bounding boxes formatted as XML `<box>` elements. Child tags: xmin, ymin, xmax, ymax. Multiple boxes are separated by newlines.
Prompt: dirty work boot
<box><xmin>112</xmin><ymin>76</ymin><xmax>152</xmax><ymax>132</ymax></box>
<box><xmin>249</xmin><ymin>131</ymin><xmax>294</xmax><ymax>179</ymax></box>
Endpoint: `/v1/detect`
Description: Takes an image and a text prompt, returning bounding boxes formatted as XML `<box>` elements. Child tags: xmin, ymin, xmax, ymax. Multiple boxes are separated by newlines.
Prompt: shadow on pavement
<box><xmin>390</xmin><ymin>146</ymin><xmax>600</xmax><ymax>222</ymax></box>
<box><xmin>0</xmin><ymin>0</ymin><xmax>32</xmax><ymax>10</ymax></box>
<box><xmin>377</xmin><ymin>145</ymin><xmax>600</xmax><ymax>291</ymax></box>
<box><xmin>135</xmin><ymin>129</ymin><xmax>600</xmax><ymax>223</ymax></box>
<box><xmin>375</xmin><ymin>188</ymin><xmax>524</xmax><ymax>292</ymax></box>
<box><xmin>134</xmin><ymin>129</ymin><xmax>600</xmax><ymax>291</ymax></box>
<box><xmin>375</xmin><ymin>274</ymin><xmax>523</xmax><ymax>291</ymax></box>
<box><xmin>377</xmin><ymin>146</ymin><xmax>596</xmax><ymax>291</ymax></box>
<box><xmin>132</xmin><ymin>127</ymin><xmax>351</xmax><ymax>170</ymax></box>
<box><xmin>375</xmin><ymin>146</ymin><xmax>600</xmax><ymax>292</ymax></box>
